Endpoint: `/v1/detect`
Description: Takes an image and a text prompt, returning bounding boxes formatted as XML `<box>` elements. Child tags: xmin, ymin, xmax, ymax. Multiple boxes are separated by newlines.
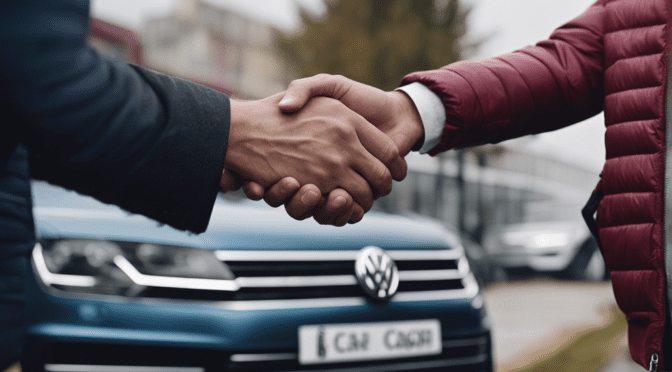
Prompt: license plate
<box><xmin>298</xmin><ymin>320</ymin><xmax>442</xmax><ymax>365</ymax></box>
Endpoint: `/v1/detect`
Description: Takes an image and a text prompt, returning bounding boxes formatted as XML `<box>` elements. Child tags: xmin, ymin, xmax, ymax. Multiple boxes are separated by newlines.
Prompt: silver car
<box><xmin>481</xmin><ymin>201</ymin><xmax>607</xmax><ymax>281</ymax></box>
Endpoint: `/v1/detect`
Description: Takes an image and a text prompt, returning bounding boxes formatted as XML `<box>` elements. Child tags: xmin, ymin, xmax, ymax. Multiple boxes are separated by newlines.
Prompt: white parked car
<box><xmin>481</xmin><ymin>201</ymin><xmax>608</xmax><ymax>281</ymax></box>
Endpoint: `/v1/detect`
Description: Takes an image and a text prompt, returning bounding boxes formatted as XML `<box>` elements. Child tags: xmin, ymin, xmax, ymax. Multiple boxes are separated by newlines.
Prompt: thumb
<box><xmin>220</xmin><ymin>169</ymin><xmax>242</xmax><ymax>192</ymax></box>
<box><xmin>278</xmin><ymin>74</ymin><xmax>344</xmax><ymax>113</ymax></box>
<box><xmin>278</xmin><ymin>91</ymin><xmax>305</xmax><ymax>113</ymax></box>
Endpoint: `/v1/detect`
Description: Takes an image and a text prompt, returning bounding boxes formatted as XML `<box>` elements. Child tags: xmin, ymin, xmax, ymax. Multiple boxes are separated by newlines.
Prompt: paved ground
<box><xmin>482</xmin><ymin>279</ymin><xmax>643</xmax><ymax>371</ymax></box>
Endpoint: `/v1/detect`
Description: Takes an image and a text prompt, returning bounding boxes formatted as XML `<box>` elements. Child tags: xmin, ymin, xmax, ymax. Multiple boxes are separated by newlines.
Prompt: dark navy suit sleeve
<box><xmin>0</xmin><ymin>0</ymin><xmax>230</xmax><ymax>233</ymax></box>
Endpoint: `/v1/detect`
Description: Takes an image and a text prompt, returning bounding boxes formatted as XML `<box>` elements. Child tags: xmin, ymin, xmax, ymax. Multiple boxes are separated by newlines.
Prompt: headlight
<box><xmin>33</xmin><ymin>239</ymin><xmax>238</xmax><ymax>297</ymax></box>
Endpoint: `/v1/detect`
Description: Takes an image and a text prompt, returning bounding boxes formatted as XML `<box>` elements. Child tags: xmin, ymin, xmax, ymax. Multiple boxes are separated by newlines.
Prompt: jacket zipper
<box><xmin>650</xmin><ymin>353</ymin><xmax>659</xmax><ymax>372</ymax></box>
<box><xmin>663</xmin><ymin>50</ymin><xmax>672</xmax><ymax>372</ymax></box>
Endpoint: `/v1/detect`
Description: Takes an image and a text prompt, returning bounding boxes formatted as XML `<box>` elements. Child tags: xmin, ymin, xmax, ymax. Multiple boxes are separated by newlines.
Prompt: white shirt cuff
<box><xmin>396</xmin><ymin>82</ymin><xmax>446</xmax><ymax>154</ymax></box>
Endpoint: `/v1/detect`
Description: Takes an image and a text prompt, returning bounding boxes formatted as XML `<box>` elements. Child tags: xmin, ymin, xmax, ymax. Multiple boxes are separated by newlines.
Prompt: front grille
<box><xmin>199</xmin><ymin>249</ymin><xmax>478</xmax><ymax>303</ymax></box>
<box><xmin>131</xmin><ymin>249</ymin><xmax>478</xmax><ymax>303</ymax></box>
<box><xmin>24</xmin><ymin>334</ymin><xmax>492</xmax><ymax>372</ymax></box>
<box><xmin>35</xmin><ymin>246</ymin><xmax>480</xmax><ymax>305</ymax></box>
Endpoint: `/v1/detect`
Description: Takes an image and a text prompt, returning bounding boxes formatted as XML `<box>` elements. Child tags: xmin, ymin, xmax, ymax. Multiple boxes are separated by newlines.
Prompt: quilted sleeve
<box><xmin>401</xmin><ymin>0</ymin><xmax>606</xmax><ymax>155</ymax></box>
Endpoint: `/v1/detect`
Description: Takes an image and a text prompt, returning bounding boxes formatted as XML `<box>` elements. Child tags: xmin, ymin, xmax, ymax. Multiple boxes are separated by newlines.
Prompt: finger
<box><xmin>221</xmin><ymin>169</ymin><xmax>242</xmax><ymax>192</ymax></box>
<box><xmin>263</xmin><ymin>177</ymin><xmax>301</xmax><ymax>207</ymax></box>
<box><xmin>284</xmin><ymin>184</ymin><xmax>322</xmax><ymax>220</ymax></box>
<box><xmin>279</xmin><ymin>74</ymin><xmax>347</xmax><ymax>113</ymax></box>
<box><xmin>348</xmin><ymin>204</ymin><xmax>365</xmax><ymax>224</ymax></box>
<box><xmin>329</xmin><ymin>202</ymin><xmax>355</xmax><ymax>227</ymax></box>
<box><xmin>352</xmin><ymin>117</ymin><xmax>408</xmax><ymax>182</ymax></box>
<box><xmin>338</xmin><ymin>169</ymin><xmax>375</xmax><ymax>212</ymax></box>
<box><xmin>242</xmin><ymin>181</ymin><xmax>265</xmax><ymax>201</ymax></box>
<box><xmin>342</xmin><ymin>143</ymin><xmax>393</xmax><ymax>201</ymax></box>
<box><xmin>313</xmin><ymin>189</ymin><xmax>355</xmax><ymax>226</ymax></box>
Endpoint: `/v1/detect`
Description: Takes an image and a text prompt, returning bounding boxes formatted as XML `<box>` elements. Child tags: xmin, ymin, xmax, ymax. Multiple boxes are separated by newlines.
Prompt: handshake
<box><xmin>220</xmin><ymin>74</ymin><xmax>425</xmax><ymax>226</ymax></box>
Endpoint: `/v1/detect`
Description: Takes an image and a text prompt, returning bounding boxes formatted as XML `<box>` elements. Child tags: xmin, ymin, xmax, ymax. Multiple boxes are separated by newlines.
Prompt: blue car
<box><xmin>21</xmin><ymin>182</ymin><xmax>492</xmax><ymax>372</ymax></box>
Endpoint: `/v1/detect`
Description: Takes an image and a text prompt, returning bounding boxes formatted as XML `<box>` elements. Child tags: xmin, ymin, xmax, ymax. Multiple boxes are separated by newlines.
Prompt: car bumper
<box><xmin>23</xmin><ymin>270</ymin><xmax>492</xmax><ymax>372</ymax></box>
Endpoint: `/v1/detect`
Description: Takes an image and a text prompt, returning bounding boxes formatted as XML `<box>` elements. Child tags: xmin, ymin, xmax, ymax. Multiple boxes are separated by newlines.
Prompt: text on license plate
<box><xmin>298</xmin><ymin>319</ymin><xmax>442</xmax><ymax>365</ymax></box>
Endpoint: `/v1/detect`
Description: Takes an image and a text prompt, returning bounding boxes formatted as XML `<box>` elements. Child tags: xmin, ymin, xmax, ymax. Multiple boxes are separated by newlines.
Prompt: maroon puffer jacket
<box><xmin>402</xmin><ymin>0</ymin><xmax>669</xmax><ymax>369</ymax></box>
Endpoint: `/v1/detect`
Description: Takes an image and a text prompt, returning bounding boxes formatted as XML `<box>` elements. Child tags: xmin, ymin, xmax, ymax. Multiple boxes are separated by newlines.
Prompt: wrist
<box><xmin>389</xmin><ymin>91</ymin><xmax>424</xmax><ymax>154</ymax></box>
<box><xmin>224</xmin><ymin>99</ymin><xmax>250</xmax><ymax>173</ymax></box>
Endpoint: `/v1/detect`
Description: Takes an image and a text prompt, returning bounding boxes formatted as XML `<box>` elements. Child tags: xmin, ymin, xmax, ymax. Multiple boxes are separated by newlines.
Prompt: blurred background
<box><xmin>77</xmin><ymin>0</ymin><xmax>637</xmax><ymax>370</ymax></box>
<box><xmin>89</xmin><ymin>0</ymin><xmax>605</xmax><ymax>253</ymax></box>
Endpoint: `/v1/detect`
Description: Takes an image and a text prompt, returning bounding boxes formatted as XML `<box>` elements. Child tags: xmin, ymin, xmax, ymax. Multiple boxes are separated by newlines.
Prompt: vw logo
<box><xmin>355</xmin><ymin>246</ymin><xmax>399</xmax><ymax>301</ymax></box>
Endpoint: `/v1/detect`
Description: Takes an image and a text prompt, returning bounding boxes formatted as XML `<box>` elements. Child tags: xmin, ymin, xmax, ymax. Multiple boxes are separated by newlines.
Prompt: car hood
<box><xmin>32</xmin><ymin>182</ymin><xmax>457</xmax><ymax>250</ymax></box>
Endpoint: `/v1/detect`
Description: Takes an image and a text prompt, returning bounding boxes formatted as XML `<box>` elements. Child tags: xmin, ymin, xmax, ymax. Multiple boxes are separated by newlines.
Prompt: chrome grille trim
<box><xmin>214</xmin><ymin>283</ymin><xmax>479</xmax><ymax>311</ymax></box>
<box><xmin>398</xmin><ymin>269</ymin><xmax>462</xmax><ymax>281</ymax></box>
<box><xmin>114</xmin><ymin>256</ymin><xmax>240</xmax><ymax>291</ymax></box>
<box><xmin>44</xmin><ymin>365</ymin><xmax>203</xmax><ymax>372</ymax></box>
<box><xmin>230</xmin><ymin>353</ymin><xmax>298</xmax><ymax>362</ymax></box>
<box><xmin>215</xmin><ymin>297</ymin><xmax>367</xmax><ymax>310</ymax></box>
<box><xmin>392</xmin><ymin>278</ymin><xmax>479</xmax><ymax>302</ymax></box>
<box><xmin>236</xmin><ymin>275</ymin><xmax>357</xmax><ymax>288</ymax></box>
<box><xmin>235</xmin><ymin>269</ymin><xmax>467</xmax><ymax>287</ymax></box>
<box><xmin>214</xmin><ymin>250</ymin><xmax>463</xmax><ymax>261</ymax></box>
<box><xmin>228</xmin><ymin>335</ymin><xmax>489</xmax><ymax>371</ymax></box>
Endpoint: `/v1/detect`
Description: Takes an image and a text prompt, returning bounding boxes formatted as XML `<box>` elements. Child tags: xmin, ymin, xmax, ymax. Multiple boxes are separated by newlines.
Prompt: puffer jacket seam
<box><xmin>478</xmin><ymin>62</ymin><xmax>516</xmax><ymax>123</ymax></box>
<box><xmin>606</xmin><ymin>150</ymin><xmax>660</xmax><ymax>157</ymax></box>
<box><xmin>439</xmin><ymin>69</ymin><xmax>486</xmax><ymax>127</ymax></box>
<box><xmin>517</xmin><ymin>49</ymin><xmax>566</xmax><ymax>95</ymax></box>
<box><xmin>602</xmin><ymin>190</ymin><xmax>657</xmax><ymax>195</ymax></box>
<box><xmin>604</xmin><ymin>150</ymin><xmax>662</xmax><ymax>158</ymax></box>
<box><xmin>606</xmin><ymin>51</ymin><xmax>662</xmax><ymax>63</ymax></box>
<box><xmin>605</xmin><ymin>85</ymin><xmax>662</xmax><ymax>98</ymax></box>
<box><xmin>610</xmin><ymin>268</ymin><xmax>659</xmax><ymax>272</ymax></box>
<box><xmin>605</xmin><ymin>22</ymin><xmax>666</xmax><ymax>36</ymax></box>
<box><xmin>607</xmin><ymin>118</ymin><xmax>658</xmax><ymax>128</ymax></box>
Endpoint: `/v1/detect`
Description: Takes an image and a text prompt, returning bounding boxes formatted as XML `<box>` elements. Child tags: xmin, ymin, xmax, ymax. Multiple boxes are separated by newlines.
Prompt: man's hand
<box><xmin>243</xmin><ymin>75</ymin><xmax>425</xmax><ymax>224</ymax></box>
<box><xmin>241</xmin><ymin>178</ymin><xmax>365</xmax><ymax>226</ymax></box>
<box><xmin>224</xmin><ymin>93</ymin><xmax>407</xmax><ymax>213</ymax></box>
<box><xmin>279</xmin><ymin>74</ymin><xmax>424</xmax><ymax>156</ymax></box>
<box><xmin>220</xmin><ymin>156</ymin><xmax>364</xmax><ymax>226</ymax></box>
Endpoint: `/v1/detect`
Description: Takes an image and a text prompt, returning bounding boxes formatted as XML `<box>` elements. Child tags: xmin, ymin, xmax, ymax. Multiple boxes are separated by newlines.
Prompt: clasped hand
<box><xmin>221</xmin><ymin>75</ymin><xmax>424</xmax><ymax>226</ymax></box>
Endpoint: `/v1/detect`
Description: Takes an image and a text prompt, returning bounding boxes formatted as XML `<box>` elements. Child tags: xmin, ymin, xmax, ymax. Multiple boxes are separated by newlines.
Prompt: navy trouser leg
<box><xmin>0</xmin><ymin>147</ymin><xmax>35</xmax><ymax>370</ymax></box>
<box><xmin>0</xmin><ymin>252</ymin><xmax>27</xmax><ymax>371</ymax></box>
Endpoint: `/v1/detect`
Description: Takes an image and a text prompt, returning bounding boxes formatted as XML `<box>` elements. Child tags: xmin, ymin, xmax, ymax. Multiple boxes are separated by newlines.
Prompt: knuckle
<box><xmin>381</xmin><ymin>142</ymin><xmax>400</xmax><ymax>165</ymax></box>
<box><xmin>325</xmin><ymin>153</ymin><xmax>347</xmax><ymax>171</ymax></box>
<box><xmin>334</xmin><ymin>122</ymin><xmax>357</xmax><ymax>142</ymax></box>
<box><xmin>287</xmin><ymin>78</ymin><xmax>304</xmax><ymax>90</ymax></box>
<box><xmin>375</xmin><ymin>167</ymin><xmax>393</xmax><ymax>196</ymax></box>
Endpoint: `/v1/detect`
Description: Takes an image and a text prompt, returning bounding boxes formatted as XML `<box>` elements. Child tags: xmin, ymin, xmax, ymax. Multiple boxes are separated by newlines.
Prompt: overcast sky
<box><xmin>91</xmin><ymin>0</ymin><xmax>605</xmax><ymax>173</ymax></box>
